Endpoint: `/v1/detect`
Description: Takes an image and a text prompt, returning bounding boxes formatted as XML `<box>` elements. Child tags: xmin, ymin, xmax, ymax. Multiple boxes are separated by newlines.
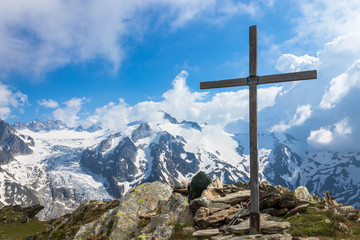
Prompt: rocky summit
<box><xmin>2</xmin><ymin>180</ymin><xmax>359</xmax><ymax>240</ymax></box>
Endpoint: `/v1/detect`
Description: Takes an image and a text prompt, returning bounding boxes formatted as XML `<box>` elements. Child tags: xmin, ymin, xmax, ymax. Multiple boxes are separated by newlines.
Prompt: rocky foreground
<box><xmin>1</xmin><ymin>180</ymin><xmax>360</xmax><ymax>240</ymax></box>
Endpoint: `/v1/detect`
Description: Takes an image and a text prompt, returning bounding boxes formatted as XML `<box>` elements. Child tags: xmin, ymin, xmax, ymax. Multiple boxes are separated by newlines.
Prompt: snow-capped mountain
<box><xmin>12</xmin><ymin>119</ymin><xmax>100</xmax><ymax>133</ymax></box>
<box><xmin>0</xmin><ymin>114</ymin><xmax>359</xmax><ymax>220</ymax></box>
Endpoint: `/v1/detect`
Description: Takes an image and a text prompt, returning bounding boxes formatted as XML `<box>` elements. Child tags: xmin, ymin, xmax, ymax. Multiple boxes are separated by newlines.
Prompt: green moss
<box><xmin>0</xmin><ymin>220</ymin><xmax>49</xmax><ymax>240</ymax></box>
<box><xmin>138</xmin><ymin>218</ymin><xmax>150</xmax><ymax>230</ymax></box>
<box><xmin>107</xmin><ymin>219</ymin><xmax>115</xmax><ymax>236</ymax></box>
<box><xmin>170</xmin><ymin>222</ymin><xmax>198</xmax><ymax>240</ymax></box>
<box><xmin>283</xmin><ymin>207</ymin><xmax>360</xmax><ymax>239</ymax></box>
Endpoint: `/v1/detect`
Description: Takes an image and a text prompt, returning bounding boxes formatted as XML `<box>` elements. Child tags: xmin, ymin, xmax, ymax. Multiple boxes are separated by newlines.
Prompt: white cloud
<box><xmin>83</xmin><ymin>71</ymin><xmax>282</xmax><ymax>130</ymax></box>
<box><xmin>0</xmin><ymin>82</ymin><xmax>28</xmax><ymax>119</ymax></box>
<box><xmin>270</xmin><ymin>104</ymin><xmax>312</xmax><ymax>132</ymax></box>
<box><xmin>307</xmin><ymin>128</ymin><xmax>334</xmax><ymax>145</ymax></box>
<box><xmin>295</xmin><ymin>0</ymin><xmax>360</xmax><ymax>44</ymax></box>
<box><xmin>334</xmin><ymin>118</ymin><xmax>352</xmax><ymax>136</ymax></box>
<box><xmin>276</xmin><ymin>54</ymin><xmax>319</xmax><ymax>73</ymax></box>
<box><xmin>0</xmin><ymin>0</ymin><xmax>267</xmax><ymax>76</ymax></box>
<box><xmin>53</xmin><ymin>97</ymin><xmax>85</xmax><ymax>127</ymax></box>
<box><xmin>307</xmin><ymin>118</ymin><xmax>352</xmax><ymax>147</ymax></box>
<box><xmin>37</xmin><ymin>99</ymin><xmax>59</xmax><ymax>108</ymax></box>
<box><xmin>319</xmin><ymin>59</ymin><xmax>360</xmax><ymax>109</ymax></box>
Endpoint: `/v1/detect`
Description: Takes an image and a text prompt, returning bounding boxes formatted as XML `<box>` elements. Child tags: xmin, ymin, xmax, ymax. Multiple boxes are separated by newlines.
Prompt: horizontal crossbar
<box><xmin>200</xmin><ymin>70</ymin><xmax>317</xmax><ymax>89</ymax></box>
<box><xmin>259</xmin><ymin>70</ymin><xmax>317</xmax><ymax>84</ymax></box>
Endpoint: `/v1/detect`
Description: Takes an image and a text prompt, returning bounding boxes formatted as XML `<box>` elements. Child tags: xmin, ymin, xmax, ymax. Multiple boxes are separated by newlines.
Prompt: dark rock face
<box><xmin>131</xmin><ymin>123</ymin><xmax>151</xmax><ymax>142</ymax></box>
<box><xmin>0</xmin><ymin>120</ymin><xmax>34</xmax><ymax>164</ymax></box>
<box><xmin>146</xmin><ymin>131</ymin><xmax>200</xmax><ymax>185</ymax></box>
<box><xmin>3</xmin><ymin>181</ymin><xmax>40</xmax><ymax>206</ymax></box>
<box><xmin>263</xmin><ymin>142</ymin><xmax>303</xmax><ymax>190</ymax></box>
<box><xmin>81</xmin><ymin>136</ymin><xmax>138</xmax><ymax>197</ymax></box>
<box><xmin>80</xmin><ymin>123</ymin><xmax>202</xmax><ymax>198</ymax></box>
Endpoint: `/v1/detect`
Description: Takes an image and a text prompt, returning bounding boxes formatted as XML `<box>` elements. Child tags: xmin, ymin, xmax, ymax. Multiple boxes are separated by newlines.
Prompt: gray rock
<box><xmin>74</xmin><ymin>182</ymin><xmax>174</xmax><ymax>240</ymax></box>
<box><xmin>190</xmin><ymin>196</ymin><xmax>211</xmax><ymax>214</ymax></box>
<box><xmin>261</xmin><ymin>221</ymin><xmax>291</xmax><ymax>234</ymax></box>
<box><xmin>213</xmin><ymin>190</ymin><xmax>250</xmax><ymax>205</ymax></box>
<box><xmin>228</xmin><ymin>214</ymin><xmax>271</xmax><ymax>234</ymax></box>
<box><xmin>228</xmin><ymin>214</ymin><xmax>290</xmax><ymax>235</ymax></box>
<box><xmin>208</xmin><ymin>207</ymin><xmax>239</xmax><ymax>224</ymax></box>
<box><xmin>262</xmin><ymin>208</ymin><xmax>288</xmax><ymax>217</ymax></box>
<box><xmin>337</xmin><ymin>222</ymin><xmax>352</xmax><ymax>234</ymax></box>
<box><xmin>194</xmin><ymin>207</ymin><xmax>209</xmax><ymax>229</ymax></box>
<box><xmin>209</xmin><ymin>202</ymin><xmax>232</xmax><ymax>214</ymax></box>
<box><xmin>285</xmin><ymin>204</ymin><xmax>309</xmax><ymax>216</ymax></box>
<box><xmin>192</xmin><ymin>228</ymin><xmax>220</xmax><ymax>237</ymax></box>
<box><xmin>212</xmin><ymin>233</ymin><xmax>292</xmax><ymax>240</ymax></box>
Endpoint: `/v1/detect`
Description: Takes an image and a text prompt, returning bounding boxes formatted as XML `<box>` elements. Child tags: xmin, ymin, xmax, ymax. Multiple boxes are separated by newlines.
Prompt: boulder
<box><xmin>75</xmin><ymin>181</ymin><xmax>174</xmax><ymax>240</ymax></box>
<box><xmin>202</xmin><ymin>178</ymin><xmax>224</xmax><ymax>200</ymax></box>
<box><xmin>228</xmin><ymin>214</ymin><xmax>271</xmax><ymax>234</ymax></box>
<box><xmin>280</xmin><ymin>192</ymin><xmax>299</xmax><ymax>209</ymax></box>
<box><xmin>228</xmin><ymin>214</ymin><xmax>290</xmax><ymax>235</ymax></box>
<box><xmin>260</xmin><ymin>193</ymin><xmax>281</xmax><ymax>209</ymax></box>
<box><xmin>323</xmin><ymin>191</ymin><xmax>339</xmax><ymax>206</ymax></box>
<box><xmin>295</xmin><ymin>186</ymin><xmax>314</xmax><ymax>203</ymax></box>
<box><xmin>189</xmin><ymin>196</ymin><xmax>211</xmax><ymax>215</ymax></box>
<box><xmin>285</xmin><ymin>204</ymin><xmax>309</xmax><ymax>216</ymax></box>
<box><xmin>208</xmin><ymin>207</ymin><xmax>239</xmax><ymax>224</ymax></box>
<box><xmin>192</xmin><ymin>228</ymin><xmax>220</xmax><ymax>237</ymax></box>
<box><xmin>261</xmin><ymin>221</ymin><xmax>291</xmax><ymax>234</ymax></box>
<box><xmin>189</xmin><ymin>171</ymin><xmax>212</xmax><ymax>201</ymax></box>
<box><xmin>338</xmin><ymin>205</ymin><xmax>355</xmax><ymax>214</ymax></box>
<box><xmin>194</xmin><ymin>207</ymin><xmax>209</xmax><ymax>229</ymax></box>
<box><xmin>262</xmin><ymin>208</ymin><xmax>288</xmax><ymax>217</ymax></box>
<box><xmin>213</xmin><ymin>190</ymin><xmax>250</xmax><ymax>205</ymax></box>
<box><xmin>209</xmin><ymin>202</ymin><xmax>232</xmax><ymax>214</ymax></box>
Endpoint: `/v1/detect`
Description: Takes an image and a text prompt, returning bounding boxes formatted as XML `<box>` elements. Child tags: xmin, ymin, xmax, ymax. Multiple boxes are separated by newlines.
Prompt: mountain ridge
<box><xmin>0</xmin><ymin>113</ymin><xmax>359</xmax><ymax>220</ymax></box>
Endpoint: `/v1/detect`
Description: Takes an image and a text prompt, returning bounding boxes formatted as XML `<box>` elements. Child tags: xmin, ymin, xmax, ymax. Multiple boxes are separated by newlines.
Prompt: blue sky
<box><xmin>1</xmin><ymin>0</ymin><xmax>360</xmax><ymax>151</ymax></box>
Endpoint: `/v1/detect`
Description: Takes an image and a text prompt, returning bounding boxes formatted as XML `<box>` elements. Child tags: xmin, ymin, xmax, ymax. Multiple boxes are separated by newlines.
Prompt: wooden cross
<box><xmin>200</xmin><ymin>25</ymin><xmax>317</xmax><ymax>234</ymax></box>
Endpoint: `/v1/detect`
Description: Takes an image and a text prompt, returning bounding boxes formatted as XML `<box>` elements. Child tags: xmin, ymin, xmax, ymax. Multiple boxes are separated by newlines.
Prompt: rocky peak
<box><xmin>0</xmin><ymin>120</ymin><xmax>16</xmax><ymax>142</ymax></box>
<box><xmin>12</xmin><ymin>119</ymin><xmax>67</xmax><ymax>132</ymax></box>
<box><xmin>0</xmin><ymin>120</ymin><xmax>34</xmax><ymax>164</ymax></box>
<box><xmin>131</xmin><ymin>123</ymin><xmax>151</xmax><ymax>142</ymax></box>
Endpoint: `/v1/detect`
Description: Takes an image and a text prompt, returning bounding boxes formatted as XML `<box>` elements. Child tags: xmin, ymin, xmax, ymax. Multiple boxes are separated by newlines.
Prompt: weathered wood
<box><xmin>249</xmin><ymin>25</ymin><xmax>257</xmax><ymax>76</ymax></box>
<box><xmin>249</xmin><ymin>25</ymin><xmax>260</xmax><ymax>234</ymax></box>
<box><xmin>259</xmin><ymin>70</ymin><xmax>317</xmax><ymax>84</ymax></box>
<box><xmin>200</xmin><ymin>77</ymin><xmax>247</xmax><ymax>89</ymax></box>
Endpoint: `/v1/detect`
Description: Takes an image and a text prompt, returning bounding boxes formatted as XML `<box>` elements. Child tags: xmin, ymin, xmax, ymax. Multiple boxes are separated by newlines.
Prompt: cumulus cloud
<box><xmin>295</xmin><ymin>0</ymin><xmax>360</xmax><ymax>44</ymax></box>
<box><xmin>275</xmin><ymin>54</ymin><xmax>319</xmax><ymax>73</ymax></box>
<box><xmin>307</xmin><ymin>118</ymin><xmax>352</xmax><ymax>148</ymax></box>
<box><xmin>53</xmin><ymin>97</ymin><xmax>85</xmax><ymax>127</ymax></box>
<box><xmin>266</xmin><ymin>0</ymin><xmax>360</xmax><ymax>152</ymax></box>
<box><xmin>307</xmin><ymin>128</ymin><xmax>334</xmax><ymax>145</ymax></box>
<box><xmin>0</xmin><ymin>82</ymin><xmax>28</xmax><ymax>119</ymax></box>
<box><xmin>37</xmin><ymin>99</ymin><xmax>59</xmax><ymax>108</ymax></box>
<box><xmin>83</xmin><ymin>71</ymin><xmax>282</xmax><ymax>130</ymax></box>
<box><xmin>0</xmin><ymin>0</ymin><xmax>267</xmax><ymax>77</ymax></box>
<box><xmin>319</xmin><ymin>60</ymin><xmax>360</xmax><ymax>109</ymax></box>
<box><xmin>270</xmin><ymin>104</ymin><xmax>312</xmax><ymax>132</ymax></box>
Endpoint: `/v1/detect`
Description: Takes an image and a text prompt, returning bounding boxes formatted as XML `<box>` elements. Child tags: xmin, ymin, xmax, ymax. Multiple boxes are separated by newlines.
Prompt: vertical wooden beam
<box><xmin>249</xmin><ymin>25</ymin><xmax>257</xmax><ymax>76</ymax></box>
<box><xmin>249</xmin><ymin>25</ymin><xmax>260</xmax><ymax>234</ymax></box>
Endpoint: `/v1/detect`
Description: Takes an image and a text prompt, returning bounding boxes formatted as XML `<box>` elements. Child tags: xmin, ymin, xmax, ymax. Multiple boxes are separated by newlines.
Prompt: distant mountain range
<box><xmin>0</xmin><ymin>114</ymin><xmax>359</xmax><ymax>220</ymax></box>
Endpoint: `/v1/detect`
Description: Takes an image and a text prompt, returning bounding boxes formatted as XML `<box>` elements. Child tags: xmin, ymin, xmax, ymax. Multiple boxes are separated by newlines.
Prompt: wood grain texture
<box><xmin>249</xmin><ymin>25</ymin><xmax>257</xmax><ymax>76</ymax></box>
<box><xmin>259</xmin><ymin>70</ymin><xmax>317</xmax><ymax>84</ymax></box>
<box><xmin>249</xmin><ymin>25</ymin><xmax>260</xmax><ymax>234</ymax></box>
<box><xmin>249</xmin><ymin>84</ymin><xmax>259</xmax><ymax>216</ymax></box>
<box><xmin>200</xmin><ymin>77</ymin><xmax>247</xmax><ymax>89</ymax></box>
